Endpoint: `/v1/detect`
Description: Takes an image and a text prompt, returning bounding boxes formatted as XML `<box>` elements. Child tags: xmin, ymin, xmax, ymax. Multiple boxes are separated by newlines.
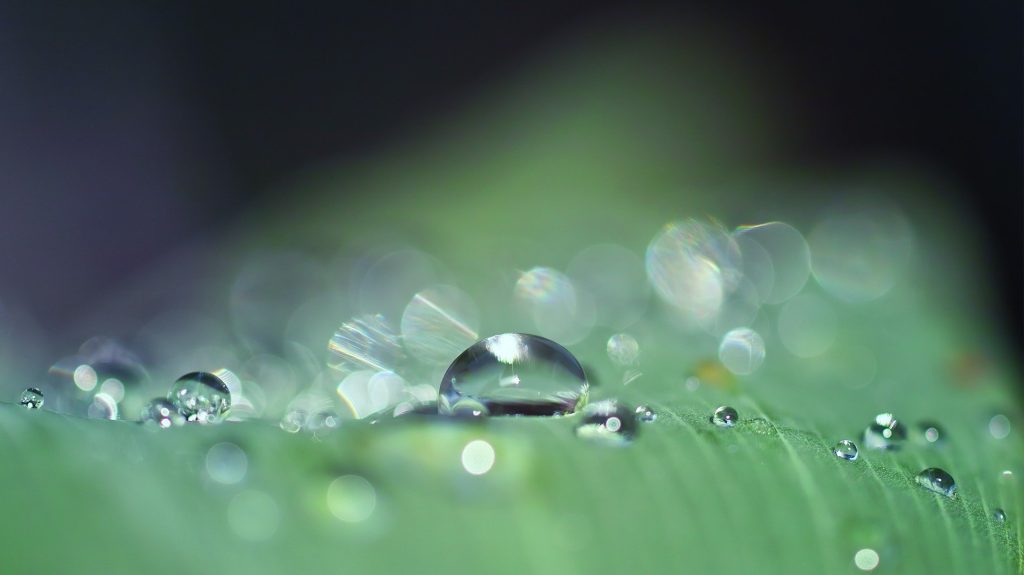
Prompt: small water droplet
<box><xmin>863</xmin><ymin>413</ymin><xmax>907</xmax><ymax>450</ymax></box>
<box><xmin>87</xmin><ymin>393</ymin><xmax>119</xmax><ymax>420</ymax></box>
<box><xmin>308</xmin><ymin>410</ymin><xmax>340</xmax><ymax>434</ymax></box>
<box><xmin>169</xmin><ymin>371</ymin><xmax>231</xmax><ymax>424</ymax></box>
<box><xmin>915</xmin><ymin>467</ymin><xmax>957</xmax><ymax>498</ymax></box>
<box><xmin>140</xmin><ymin>398</ymin><xmax>183</xmax><ymax>429</ymax></box>
<box><xmin>606</xmin><ymin>333</ymin><xmax>640</xmax><ymax>366</ymax></box>
<box><xmin>992</xmin><ymin>508</ymin><xmax>1006</xmax><ymax>523</ymax></box>
<box><xmin>917</xmin><ymin>421</ymin><xmax>945</xmax><ymax>445</ymax></box>
<box><xmin>853</xmin><ymin>548</ymin><xmax>880</xmax><ymax>571</ymax></box>
<box><xmin>635</xmin><ymin>405</ymin><xmax>657</xmax><ymax>422</ymax></box>
<box><xmin>19</xmin><ymin>387</ymin><xmax>43</xmax><ymax>409</ymax></box>
<box><xmin>833</xmin><ymin>439</ymin><xmax>859</xmax><ymax>461</ymax></box>
<box><xmin>439</xmin><ymin>333</ymin><xmax>589</xmax><ymax>416</ymax></box>
<box><xmin>718</xmin><ymin>327</ymin><xmax>766</xmax><ymax>375</ymax></box>
<box><xmin>710</xmin><ymin>406</ymin><xmax>739</xmax><ymax>427</ymax></box>
<box><xmin>1000</xmin><ymin>470</ymin><xmax>1014</xmax><ymax>481</ymax></box>
<box><xmin>575</xmin><ymin>400</ymin><xmax>637</xmax><ymax>444</ymax></box>
<box><xmin>988</xmin><ymin>414</ymin><xmax>1011</xmax><ymax>439</ymax></box>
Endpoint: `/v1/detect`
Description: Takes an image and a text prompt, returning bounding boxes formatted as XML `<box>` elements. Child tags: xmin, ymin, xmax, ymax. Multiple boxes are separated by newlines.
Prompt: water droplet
<box><xmin>718</xmin><ymin>327</ymin><xmax>765</xmax><ymax>375</ymax></box>
<box><xmin>328</xmin><ymin>314</ymin><xmax>406</xmax><ymax>376</ymax></box>
<box><xmin>992</xmin><ymin>508</ymin><xmax>1006</xmax><ymax>523</ymax></box>
<box><xmin>635</xmin><ymin>405</ymin><xmax>657</xmax><ymax>422</ymax></box>
<box><xmin>574</xmin><ymin>400</ymin><xmax>638</xmax><ymax>445</ymax></box>
<box><xmin>917</xmin><ymin>421</ymin><xmax>945</xmax><ymax>445</ymax></box>
<box><xmin>327</xmin><ymin>475</ymin><xmax>377</xmax><ymax>523</ymax></box>
<box><xmin>515</xmin><ymin>267</ymin><xmax>594</xmax><ymax>344</ymax></box>
<box><xmin>400</xmin><ymin>285</ymin><xmax>480</xmax><ymax>366</ymax></box>
<box><xmin>168</xmin><ymin>371</ymin><xmax>231</xmax><ymax>424</ymax></box>
<box><xmin>915</xmin><ymin>467</ymin><xmax>957</xmax><ymax>498</ymax></box>
<box><xmin>1000</xmin><ymin>470</ymin><xmax>1014</xmax><ymax>481</ymax></box>
<box><xmin>461</xmin><ymin>439</ymin><xmax>496</xmax><ymax>475</ymax></box>
<box><xmin>439</xmin><ymin>333</ymin><xmax>589</xmax><ymax>416</ymax></box>
<box><xmin>606</xmin><ymin>333</ymin><xmax>640</xmax><ymax>366</ymax></box>
<box><xmin>863</xmin><ymin>413</ymin><xmax>907</xmax><ymax>450</ymax></box>
<box><xmin>279</xmin><ymin>409</ymin><xmax>307</xmax><ymax>433</ymax></box>
<box><xmin>988</xmin><ymin>414</ymin><xmax>1011</xmax><ymax>439</ymax></box>
<box><xmin>87</xmin><ymin>393</ymin><xmax>119</xmax><ymax>420</ymax></box>
<box><xmin>832</xmin><ymin>439</ymin><xmax>859</xmax><ymax>461</ymax></box>
<box><xmin>710</xmin><ymin>406</ymin><xmax>739</xmax><ymax>427</ymax></box>
<box><xmin>19</xmin><ymin>387</ymin><xmax>43</xmax><ymax>409</ymax></box>
<box><xmin>853</xmin><ymin>548</ymin><xmax>880</xmax><ymax>571</ymax></box>
<box><xmin>206</xmin><ymin>442</ymin><xmax>248</xmax><ymax>485</ymax></box>
<box><xmin>308</xmin><ymin>410</ymin><xmax>341</xmax><ymax>434</ymax></box>
<box><xmin>734</xmin><ymin>222</ymin><xmax>811</xmax><ymax>304</ymax></box>
<box><xmin>646</xmin><ymin>220</ymin><xmax>734</xmax><ymax>325</ymax></box>
<box><xmin>140</xmin><ymin>398</ymin><xmax>183</xmax><ymax>429</ymax></box>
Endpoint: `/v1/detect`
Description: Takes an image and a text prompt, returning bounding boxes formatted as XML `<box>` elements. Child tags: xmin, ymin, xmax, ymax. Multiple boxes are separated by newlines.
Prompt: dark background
<box><xmin>1</xmin><ymin>2</ymin><xmax>1021</xmax><ymax>349</ymax></box>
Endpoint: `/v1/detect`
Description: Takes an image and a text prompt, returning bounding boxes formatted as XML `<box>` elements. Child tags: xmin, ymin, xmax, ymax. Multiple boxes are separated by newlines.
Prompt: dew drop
<box><xmin>718</xmin><ymin>327</ymin><xmax>765</xmax><ymax>375</ymax></box>
<box><xmin>863</xmin><ymin>413</ymin><xmax>907</xmax><ymax>450</ymax></box>
<box><xmin>917</xmin><ymin>421</ymin><xmax>945</xmax><ymax>445</ymax></box>
<box><xmin>734</xmin><ymin>222</ymin><xmax>811</xmax><ymax>305</ymax></box>
<box><xmin>833</xmin><ymin>439</ymin><xmax>859</xmax><ymax>461</ymax></box>
<box><xmin>87</xmin><ymin>393</ymin><xmax>118</xmax><ymax>420</ymax></box>
<box><xmin>168</xmin><ymin>371</ymin><xmax>231</xmax><ymax>424</ymax></box>
<box><xmin>853</xmin><ymin>548</ymin><xmax>880</xmax><ymax>571</ymax></box>
<box><xmin>635</xmin><ymin>405</ymin><xmax>657</xmax><ymax>422</ymax></box>
<box><xmin>461</xmin><ymin>439</ymin><xmax>496</xmax><ymax>475</ymax></box>
<box><xmin>438</xmin><ymin>333</ymin><xmax>589</xmax><ymax>416</ymax></box>
<box><xmin>574</xmin><ymin>399</ymin><xmax>638</xmax><ymax>445</ymax></box>
<box><xmin>206</xmin><ymin>442</ymin><xmax>248</xmax><ymax>485</ymax></box>
<box><xmin>988</xmin><ymin>414</ymin><xmax>1011</xmax><ymax>439</ymax></box>
<box><xmin>992</xmin><ymin>508</ymin><xmax>1006</xmax><ymax>523</ymax></box>
<box><xmin>279</xmin><ymin>409</ymin><xmax>307</xmax><ymax>433</ymax></box>
<box><xmin>915</xmin><ymin>467</ymin><xmax>957</xmax><ymax>498</ymax></box>
<box><xmin>140</xmin><ymin>397</ymin><xmax>183</xmax><ymax>429</ymax></box>
<box><xmin>19</xmin><ymin>387</ymin><xmax>43</xmax><ymax>409</ymax></box>
<box><xmin>710</xmin><ymin>405</ymin><xmax>739</xmax><ymax>427</ymax></box>
<box><xmin>606</xmin><ymin>333</ymin><xmax>640</xmax><ymax>366</ymax></box>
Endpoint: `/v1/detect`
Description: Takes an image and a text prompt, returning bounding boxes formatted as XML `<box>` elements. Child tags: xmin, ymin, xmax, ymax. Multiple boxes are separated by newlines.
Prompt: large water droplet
<box><xmin>19</xmin><ymin>387</ymin><xmax>43</xmax><ymax>409</ymax></box>
<box><xmin>169</xmin><ymin>372</ymin><xmax>231</xmax><ymax>424</ymax></box>
<box><xmin>863</xmin><ymin>413</ymin><xmax>907</xmax><ymax>450</ymax></box>
<box><xmin>915</xmin><ymin>467</ymin><xmax>957</xmax><ymax>498</ymax></box>
<box><xmin>710</xmin><ymin>405</ymin><xmax>739</xmax><ymax>427</ymax></box>
<box><xmin>438</xmin><ymin>333</ymin><xmax>588</xmax><ymax>416</ymax></box>
<box><xmin>833</xmin><ymin>439</ymin><xmax>859</xmax><ymax>461</ymax></box>
<box><xmin>575</xmin><ymin>399</ymin><xmax>637</xmax><ymax>445</ymax></box>
<box><xmin>606</xmin><ymin>333</ymin><xmax>640</xmax><ymax>366</ymax></box>
<box><xmin>140</xmin><ymin>397</ymin><xmax>183</xmax><ymax>429</ymax></box>
<box><xmin>718</xmin><ymin>327</ymin><xmax>765</xmax><ymax>375</ymax></box>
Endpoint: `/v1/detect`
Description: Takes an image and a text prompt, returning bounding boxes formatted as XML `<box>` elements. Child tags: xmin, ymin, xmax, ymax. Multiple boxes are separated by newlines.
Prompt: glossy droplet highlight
<box><xmin>635</xmin><ymin>405</ymin><xmax>657</xmax><ymax>423</ymax></box>
<box><xmin>439</xmin><ymin>333</ymin><xmax>588</xmax><ymax>416</ymax></box>
<box><xmin>863</xmin><ymin>413</ymin><xmax>907</xmax><ymax>450</ymax></box>
<box><xmin>718</xmin><ymin>327</ymin><xmax>765</xmax><ymax>375</ymax></box>
<box><xmin>833</xmin><ymin>439</ymin><xmax>859</xmax><ymax>461</ymax></box>
<box><xmin>575</xmin><ymin>400</ymin><xmax>638</xmax><ymax>445</ymax></box>
<box><xmin>710</xmin><ymin>406</ymin><xmax>739</xmax><ymax>427</ymax></box>
<box><xmin>141</xmin><ymin>398</ymin><xmax>183</xmax><ymax>429</ymax></box>
<box><xmin>169</xmin><ymin>371</ymin><xmax>231</xmax><ymax>424</ymax></box>
<box><xmin>19</xmin><ymin>387</ymin><xmax>43</xmax><ymax>409</ymax></box>
<box><xmin>915</xmin><ymin>467</ymin><xmax>957</xmax><ymax>498</ymax></box>
<box><xmin>606</xmin><ymin>333</ymin><xmax>640</xmax><ymax>366</ymax></box>
<box><xmin>992</xmin><ymin>508</ymin><xmax>1006</xmax><ymax>523</ymax></box>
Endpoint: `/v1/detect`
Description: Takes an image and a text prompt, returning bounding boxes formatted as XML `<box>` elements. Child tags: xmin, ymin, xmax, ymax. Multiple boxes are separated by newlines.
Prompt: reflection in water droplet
<box><xmin>401</xmin><ymin>285</ymin><xmax>479</xmax><ymax>366</ymax></box>
<box><xmin>606</xmin><ymin>333</ymin><xmax>640</xmax><ymax>366</ymax></box>
<box><xmin>734</xmin><ymin>222</ymin><xmax>811</xmax><ymax>304</ymax></box>
<box><xmin>777</xmin><ymin>294</ymin><xmax>837</xmax><ymax>358</ymax></box>
<box><xmin>832</xmin><ymin>440</ymin><xmax>859</xmax><ymax>461</ymax></box>
<box><xmin>328</xmin><ymin>314</ymin><xmax>406</xmax><ymax>376</ymax></box>
<box><xmin>141</xmin><ymin>398</ymin><xmax>183</xmax><ymax>429</ymax></box>
<box><xmin>718</xmin><ymin>328</ymin><xmax>765</xmax><ymax>375</ymax></box>
<box><xmin>206</xmin><ymin>442</ymin><xmax>248</xmax><ymax>485</ymax></box>
<box><xmin>19</xmin><ymin>387</ymin><xmax>44</xmax><ymax>409</ymax></box>
<box><xmin>228</xmin><ymin>490</ymin><xmax>280</xmax><ymax>541</ymax></box>
<box><xmin>438</xmin><ymin>334</ymin><xmax>588</xmax><ymax>416</ymax></box>
<box><xmin>992</xmin><ymin>508</ymin><xmax>1006</xmax><ymax>523</ymax></box>
<box><xmin>635</xmin><ymin>405</ymin><xmax>657</xmax><ymax>422</ymax></box>
<box><xmin>916</xmin><ymin>467</ymin><xmax>957</xmax><ymax>498</ymax></box>
<box><xmin>710</xmin><ymin>406</ymin><xmax>739</xmax><ymax>427</ymax></box>
<box><xmin>515</xmin><ymin>267</ymin><xmax>594</xmax><ymax>344</ymax></box>
<box><xmin>461</xmin><ymin>440</ymin><xmax>496</xmax><ymax>475</ymax></box>
<box><xmin>169</xmin><ymin>372</ymin><xmax>231</xmax><ymax>424</ymax></box>
<box><xmin>575</xmin><ymin>400</ymin><xmax>638</xmax><ymax>445</ymax></box>
<box><xmin>327</xmin><ymin>475</ymin><xmax>377</xmax><ymax>523</ymax></box>
<box><xmin>863</xmin><ymin>413</ymin><xmax>907</xmax><ymax>450</ymax></box>
<box><xmin>853</xmin><ymin>548</ymin><xmax>880</xmax><ymax>571</ymax></box>
<box><xmin>988</xmin><ymin>414</ymin><xmax>1011</xmax><ymax>439</ymax></box>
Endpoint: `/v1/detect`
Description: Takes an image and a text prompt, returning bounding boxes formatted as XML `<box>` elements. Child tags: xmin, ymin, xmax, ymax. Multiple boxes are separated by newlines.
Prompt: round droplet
<box><xmin>777</xmin><ymin>294</ymin><xmax>837</xmax><ymax>358</ymax></box>
<box><xmin>461</xmin><ymin>439</ymin><xmax>496</xmax><ymax>475</ymax></box>
<box><xmin>863</xmin><ymin>413</ymin><xmax>907</xmax><ymax>450</ymax></box>
<box><xmin>853</xmin><ymin>548</ymin><xmax>880</xmax><ymax>571</ymax></box>
<box><xmin>515</xmin><ymin>267</ymin><xmax>594</xmax><ymax>344</ymax></box>
<box><xmin>833</xmin><ymin>439</ymin><xmax>859</xmax><ymax>461</ymax></box>
<box><xmin>992</xmin><ymin>508</ymin><xmax>1006</xmax><ymax>523</ymax></box>
<box><xmin>279</xmin><ymin>409</ymin><xmax>307</xmax><ymax>433</ymax></box>
<box><xmin>19</xmin><ymin>387</ymin><xmax>44</xmax><ymax>409</ymax></box>
<box><xmin>635</xmin><ymin>405</ymin><xmax>657</xmax><ymax>423</ymax></box>
<box><xmin>606</xmin><ymin>333</ymin><xmax>640</xmax><ymax>366</ymax></box>
<box><xmin>988</xmin><ymin>414</ymin><xmax>1011</xmax><ymax>439</ymax></box>
<box><xmin>574</xmin><ymin>399</ymin><xmax>638</xmax><ymax>445</ymax></box>
<box><xmin>710</xmin><ymin>406</ymin><xmax>739</xmax><ymax>427</ymax></box>
<box><xmin>917</xmin><ymin>421</ymin><xmax>945</xmax><ymax>445</ymax></box>
<box><xmin>206</xmin><ymin>442</ymin><xmax>248</xmax><ymax>485</ymax></box>
<box><xmin>734</xmin><ymin>222</ymin><xmax>811</xmax><ymax>304</ymax></box>
<box><xmin>88</xmin><ymin>393</ymin><xmax>118</xmax><ymax>420</ymax></box>
<box><xmin>327</xmin><ymin>475</ymin><xmax>377</xmax><ymax>523</ymax></box>
<box><xmin>400</xmin><ymin>285</ymin><xmax>480</xmax><ymax>366</ymax></box>
<box><xmin>916</xmin><ymin>467</ymin><xmax>957</xmax><ymax>498</ymax></box>
<box><xmin>168</xmin><ymin>371</ymin><xmax>231</xmax><ymax>424</ymax></box>
<box><xmin>718</xmin><ymin>327</ymin><xmax>765</xmax><ymax>375</ymax></box>
<box><xmin>438</xmin><ymin>333</ymin><xmax>589</xmax><ymax>416</ymax></box>
<box><xmin>140</xmin><ymin>397</ymin><xmax>183</xmax><ymax>429</ymax></box>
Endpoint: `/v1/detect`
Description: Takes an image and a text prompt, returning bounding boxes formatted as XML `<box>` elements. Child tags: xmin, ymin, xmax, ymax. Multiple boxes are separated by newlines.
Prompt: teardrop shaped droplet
<box><xmin>574</xmin><ymin>399</ymin><xmax>637</xmax><ymax>445</ymax></box>
<box><xmin>438</xmin><ymin>333</ymin><xmax>589</xmax><ymax>416</ymax></box>
<box><xmin>140</xmin><ymin>397</ymin><xmax>183</xmax><ymax>429</ymax></box>
<box><xmin>863</xmin><ymin>413</ymin><xmax>907</xmax><ymax>450</ymax></box>
<box><xmin>915</xmin><ymin>467</ymin><xmax>957</xmax><ymax>498</ymax></box>
<box><xmin>635</xmin><ymin>405</ymin><xmax>657</xmax><ymax>423</ymax></box>
<box><xmin>710</xmin><ymin>405</ymin><xmax>739</xmax><ymax>427</ymax></box>
<box><xmin>19</xmin><ymin>387</ymin><xmax>44</xmax><ymax>410</ymax></box>
<box><xmin>833</xmin><ymin>439</ymin><xmax>859</xmax><ymax>461</ymax></box>
<box><xmin>169</xmin><ymin>371</ymin><xmax>231</xmax><ymax>424</ymax></box>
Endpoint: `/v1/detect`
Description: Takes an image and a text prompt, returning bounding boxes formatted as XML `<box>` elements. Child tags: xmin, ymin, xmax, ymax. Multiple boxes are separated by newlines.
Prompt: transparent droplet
<box><xmin>863</xmin><ymin>413</ymin><xmax>907</xmax><ymax>450</ymax></box>
<box><xmin>168</xmin><ymin>371</ymin><xmax>231</xmax><ymax>424</ymax></box>
<box><xmin>988</xmin><ymin>414</ymin><xmax>1011</xmax><ymax>439</ymax></box>
<box><xmin>833</xmin><ymin>439</ymin><xmax>859</xmax><ymax>461</ymax></box>
<box><xmin>400</xmin><ymin>285</ymin><xmax>480</xmax><ymax>366</ymax></box>
<box><xmin>917</xmin><ymin>421</ymin><xmax>945</xmax><ymax>445</ymax></box>
<box><xmin>328</xmin><ymin>314</ymin><xmax>406</xmax><ymax>376</ymax></box>
<box><xmin>515</xmin><ymin>267</ymin><xmax>594</xmax><ymax>345</ymax></box>
<box><xmin>140</xmin><ymin>397</ymin><xmax>183</xmax><ymax>429</ymax></box>
<box><xmin>777</xmin><ymin>293</ymin><xmax>837</xmax><ymax>358</ymax></box>
<box><xmin>853</xmin><ymin>548</ymin><xmax>880</xmax><ymax>571</ymax></box>
<box><xmin>992</xmin><ymin>508</ymin><xmax>1006</xmax><ymax>523</ymax></box>
<box><xmin>327</xmin><ymin>475</ymin><xmax>377</xmax><ymax>523</ymax></box>
<box><xmin>574</xmin><ymin>399</ymin><xmax>637</xmax><ymax>445</ymax></box>
<box><xmin>461</xmin><ymin>439</ymin><xmax>496</xmax><ymax>475</ymax></box>
<box><xmin>438</xmin><ymin>333</ymin><xmax>589</xmax><ymax>416</ymax></box>
<box><xmin>646</xmin><ymin>220</ymin><xmax>735</xmax><ymax>325</ymax></box>
<box><xmin>710</xmin><ymin>406</ymin><xmax>739</xmax><ymax>427</ymax></box>
<box><xmin>734</xmin><ymin>222</ymin><xmax>811</xmax><ymax>304</ymax></box>
<box><xmin>635</xmin><ymin>405</ymin><xmax>657</xmax><ymax>423</ymax></box>
<box><xmin>718</xmin><ymin>327</ymin><xmax>765</xmax><ymax>375</ymax></box>
<box><xmin>19</xmin><ymin>387</ymin><xmax>43</xmax><ymax>409</ymax></box>
<box><xmin>606</xmin><ymin>333</ymin><xmax>640</xmax><ymax>367</ymax></box>
<box><xmin>87</xmin><ymin>393</ymin><xmax>118</xmax><ymax>420</ymax></box>
<box><xmin>206</xmin><ymin>442</ymin><xmax>248</xmax><ymax>485</ymax></box>
<box><xmin>915</xmin><ymin>467</ymin><xmax>957</xmax><ymax>498</ymax></box>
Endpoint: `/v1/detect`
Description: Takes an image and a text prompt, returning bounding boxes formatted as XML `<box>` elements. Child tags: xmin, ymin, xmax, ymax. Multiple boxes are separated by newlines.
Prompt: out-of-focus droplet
<box><xmin>718</xmin><ymin>327</ymin><xmax>765</xmax><ymax>375</ymax></box>
<box><xmin>19</xmin><ymin>387</ymin><xmax>43</xmax><ymax>409</ymax></box>
<box><xmin>833</xmin><ymin>439</ymin><xmax>859</xmax><ymax>461</ymax></box>
<box><xmin>327</xmin><ymin>475</ymin><xmax>377</xmax><ymax>523</ymax></box>
<box><xmin>646</xmin><ymin>220</ymin><xmax>733</xmax><ymax>325</ymax></box>
<box><xmin>733</xmin><ymin>233</ymin><xmax>775</xmax><ymax>304</ymax></box>
<box><xmin>915</xmin><ymin>467</ymin><xmax>957</xmax><ymax>498</ymax></box>
<box><xmin>917</xmin><ymin>421</ymin><xmax>945</xmax><ymax>445</ymax></box>
<box><xmin>87</xmin><ymin>393</ymin><xmax>118</xmax><ymax>420</ymax></box>
<box><xmin>863</xmin><ymin>413</ymin><xmax>907</xmax><ymax>450</ymax></box>
<box><xmin>438</xmin><ymin>333</ymin><xmax>588</xmax><ymax>416</ymax></box>
<box><xmin>575</xmin><ymin>399</ymin><xmax>638</xmax><ymax>445</ymax></box>
<box><xmin>230</xmin><ymin>252</ymin><xmax>325</xmax><ymax>352</ymax></box>
<box><xmin>461</xmin><ymin>439</ymin><xmax>496</xmax><ymax>475</ymax></box>
<box><xmin>140</xmin><ymin>397</ymin><xmax>183</xmax><ymax>429</ymax></box>
<box><xmin>568</xmin><ymin>244</ymin><xmax>650</xmax><ymax>329</ymax></box>
<box><xmin>606</xmin><ymin>333</ymin><xmax>640</xmax><ymax>366</ymax></box>
<box><xmin>992</xmin><ymin>508</ymin><xmax>1006</xmax><ymax>523</ymax></box>
<box><xmin>853</xmin><ymin>548</ymin><xmax>880</xmax><ymax>571</ymax></box>
<box><xmin>710</xmin><ymin>405</ymin><xmax>739</xmax><ymax>427</ymax></box>
<box><xmin>809</xmin><ymin>205</ymin><xmax>912</xmax><ymax>302</ymax></box>
<box><xmin>280</xmin><ymin>409</ymin><xmax>306</xmax><ymax>433</ymax></box>
<box><xmin>328</xmin><ymin>314</ymin><xmax>406</xmax><ymax>376</ymax></box>
<box><xmin>635</xmin><ymin>405</ymin><xmax>657</xmax><ymax>423</ymax></box>
<box><xmin>169</xmin><ymin>371</ymin><xmax>231</xmax><ymax>424</ymax></box>
<box><xmin>336</xmin><ymin>370</ymin><xmax>408</xmax><ymax>419</ymax></box>
<box><xmin>206</xmin><ymin>442</ymin><xmax>248</xmax><ymax>485</ymax></box>
<box><xmin>400</xmin><ymin>285</ymin><xmax>480</xmax><ymax>366</ymax></box>
<box><xmin>357</xmin><ymin>249</ymin><xmax>443</xmax><ymax>323</ymax></box>
<box><xmin>734</xmin><ymin>222</ymin><xmax>811</xmax><ymax>305</ymax></box>
<box><xmin>712</xmin><ymin>278</ymin><xmax>762</xmax><ymax>335</ymax></box>
<box><xmin>777</xmin><ymin>293</ymin><xmax>837</xmax><ymax>358</ymax></box>
<box><xmin>988</xmin><ymin>414</ymin><xmax>1011</xmax><ymax>439</ymax></box>
<box><xmin>515</xmin><ymin>267</ymin><xmax>594</xmax><ymax>345</ymax></box>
